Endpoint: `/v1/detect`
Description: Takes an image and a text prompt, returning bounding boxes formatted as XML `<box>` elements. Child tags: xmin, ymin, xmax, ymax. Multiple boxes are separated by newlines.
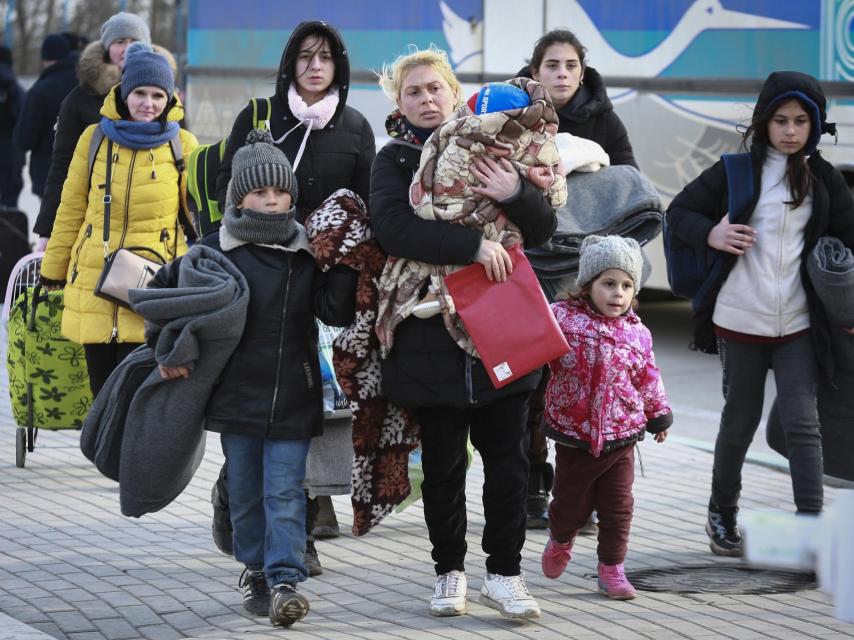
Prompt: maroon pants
<box><xmin>548</xmin><ymin>443</ymin><xmax>635</xmax><ymax>565</ymax></box>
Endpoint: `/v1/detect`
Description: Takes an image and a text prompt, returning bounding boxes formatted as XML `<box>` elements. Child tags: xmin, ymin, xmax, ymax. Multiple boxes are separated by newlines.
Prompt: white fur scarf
<box><xmin>272</xmin><ymin>85</ymin><xmax>340</xmax><ymax>171</ymax></box>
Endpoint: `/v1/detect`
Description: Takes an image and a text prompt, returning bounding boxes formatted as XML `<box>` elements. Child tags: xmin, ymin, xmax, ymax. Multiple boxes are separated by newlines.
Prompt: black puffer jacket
<box><xmin>149</xmin><ymin>231</ymin><xmax>357</xmax><ymax>440</ymax></box>
<box><xmin>13</xmin><ymin>57</ymin><xmax>77</xmax><ymax>196</ymax></box>
<box><xmin>666</xmin><ymin>145</ymin><xmax>854</xmax><ymax>379</ymax></box>
<box><xmin>370</xmin><ymin>138</ymin><xmax>557</xmax><ymax>409</ymax></box>
<box><xmin>216</xmin><ymin>21</ymin><xmax>375</xmax><ymax>222</ymax></box>
<box><xmin>518</xmin><ymin>64</ymin><xmax>636</xmax><ymax>168</ymax></box>
<box><xmin>33</xmin><ymin>41</ymin><xmax>121</xmax><ymax>237</ymax></box>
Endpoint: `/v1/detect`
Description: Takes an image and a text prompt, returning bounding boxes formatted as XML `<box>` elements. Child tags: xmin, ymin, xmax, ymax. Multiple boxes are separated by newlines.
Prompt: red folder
<box><xmin>445</xmin><ymin>244</ymin><xmax>569</xmax><ymax>389</ymax></box>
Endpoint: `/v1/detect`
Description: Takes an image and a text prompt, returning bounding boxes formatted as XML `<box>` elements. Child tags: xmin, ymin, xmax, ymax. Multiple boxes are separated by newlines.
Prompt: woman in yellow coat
<box><xmin>40</xmin><ymin>42</ymin><xmax>198</xmax><ymax>396</ymax></box>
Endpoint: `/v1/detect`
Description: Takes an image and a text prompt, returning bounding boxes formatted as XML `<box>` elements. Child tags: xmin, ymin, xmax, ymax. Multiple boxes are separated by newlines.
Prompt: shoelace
<box><xmin>495</xmin><ymin>574</ymin><xmax>531</xmax><ymax>598</ymax></box>
<box><xmin>239</xmin><ymin>569</ymin><xmax>266</xmax><ymax>596</ymax></box>
<box><xmin>437</xmin><ymin>572</ymin><xmax>462</xmax><ymax>597</ymax></box>
<box><xmin>709</xmin><ymin>512</ymin><xmax>735</xmax><ymax>538</ymax></box>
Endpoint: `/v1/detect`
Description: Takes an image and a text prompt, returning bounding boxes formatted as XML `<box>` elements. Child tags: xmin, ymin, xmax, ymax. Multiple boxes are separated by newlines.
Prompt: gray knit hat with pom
<box><xmin>577</xmin><ymin>235</ymin><xmax>644</xmax><ymax>292</ymax></box>
<box><xmin>226</xmin><ymin>128</ymin><xmax>298</xmax><ymax>208</ymax></box>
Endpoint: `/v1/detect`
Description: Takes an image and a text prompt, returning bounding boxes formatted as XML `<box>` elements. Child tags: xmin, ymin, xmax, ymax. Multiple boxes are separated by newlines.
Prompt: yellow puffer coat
<box><xmin>41</xmin><ymin>88</ymin><xmax>198</xmax><ymax>344</ymax></box>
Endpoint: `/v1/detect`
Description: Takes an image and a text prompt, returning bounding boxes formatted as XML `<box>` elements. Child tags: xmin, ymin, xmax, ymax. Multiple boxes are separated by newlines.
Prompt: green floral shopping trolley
<box><xmin>3</xmin><ymin>253</ymin><xmax>92</xmax><ymax>467</ymax></box>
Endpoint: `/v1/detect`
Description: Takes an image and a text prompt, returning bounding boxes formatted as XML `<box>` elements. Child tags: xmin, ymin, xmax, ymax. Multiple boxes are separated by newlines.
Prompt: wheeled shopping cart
<box><xmin>4</xmin><ymin>253</ymin><xmax>92</xmax><ymax>467</ymax></box>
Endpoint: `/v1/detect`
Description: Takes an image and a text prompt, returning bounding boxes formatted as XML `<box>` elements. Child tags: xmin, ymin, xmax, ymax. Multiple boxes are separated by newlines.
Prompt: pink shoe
<box><xmin>541</xmin><ymin>535</ymin><xmax>572</xmax><ymax>579</ymax></box>
<box><xmin>597</xmin><ymin>562</ymin><xmax>637</xmax><ymax>600</ymax></box>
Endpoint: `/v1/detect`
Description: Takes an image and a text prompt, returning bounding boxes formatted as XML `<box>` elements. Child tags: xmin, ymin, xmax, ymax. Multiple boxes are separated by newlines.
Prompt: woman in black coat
<box><xmin>213</xmin><ymin>20</ymin><xmax>376</xmax><ymax>574</ymax></box>
<box><xmin>370</xmin><ymin>47</ymin><xmax>555</xmax><ymax>620</ymax></box>
<box><xmin>518</xmin><ymin>28</ymin><xmax>638</xmax><ymax>530</ymax></box>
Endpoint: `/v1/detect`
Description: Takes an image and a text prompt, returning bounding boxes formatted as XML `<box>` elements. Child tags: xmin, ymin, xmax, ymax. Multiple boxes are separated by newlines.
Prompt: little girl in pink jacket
<box><xmin>542</xmin><ymin>235</ymin><xmax>672</xmax><ymax>600</ymax></box>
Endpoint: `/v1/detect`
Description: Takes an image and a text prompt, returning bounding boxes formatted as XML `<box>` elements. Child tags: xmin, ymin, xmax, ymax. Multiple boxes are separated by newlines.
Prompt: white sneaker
<box><xmin>430</xmin><ymin>570</ymin><xmax>467</xmax><ymax>616</ymax></box>
<box><xmin>479</xmin><ymin>572</ymin><xmax>540</xmax><ymax>619</ymax></box>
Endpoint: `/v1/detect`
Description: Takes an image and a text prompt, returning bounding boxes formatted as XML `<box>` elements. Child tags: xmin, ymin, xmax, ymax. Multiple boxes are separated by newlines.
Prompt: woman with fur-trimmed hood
<box><xmin>33</xmin><ymin>12</ymin><xmax>179</xmax><ymax>245</ymax></box>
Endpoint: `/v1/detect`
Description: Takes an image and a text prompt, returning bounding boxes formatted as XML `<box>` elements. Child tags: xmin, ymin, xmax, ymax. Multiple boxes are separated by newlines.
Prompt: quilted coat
<box><xmin>40</xmin><ymin>88</ymin><xmax>198</xmax><ymax>345</ymax></box>
<box><xmin>544</xmin><ymin>298</ymin><xmax>672</xmax><ymax>456</ymax></box>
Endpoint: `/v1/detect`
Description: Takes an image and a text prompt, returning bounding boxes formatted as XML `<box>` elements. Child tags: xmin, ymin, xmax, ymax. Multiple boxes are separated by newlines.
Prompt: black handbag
<box><xmin>92</xmin><ymin>139</ymin><xmax>169</xmax><ymax>309</ymax></box>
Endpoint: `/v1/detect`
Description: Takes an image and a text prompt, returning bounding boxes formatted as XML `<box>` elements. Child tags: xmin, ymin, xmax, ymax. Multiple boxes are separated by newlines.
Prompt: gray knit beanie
<box><xmin>100</xmin><ymin>12</ymin><xmax>151</xmax><ymax>49</ymax></box>
<box><xmin>226</xmin><ymin>128</ymin><xmax>298</xmax><ymax>208</ymax></box>
<box><xmin>577</xmin><ymin>235</ymin><xmax>644</xmax><ymax>292</ymax></box>
<box><xmin>121</xmin><ymin>42</ymin><xmax>174</xmax><ymax>99</ymax></box>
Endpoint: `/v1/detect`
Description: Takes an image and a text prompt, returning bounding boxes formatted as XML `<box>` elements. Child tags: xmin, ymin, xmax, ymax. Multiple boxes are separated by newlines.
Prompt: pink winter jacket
<box><xmin>544</xmin><ymin>298</ymin><xmax>672</xmax><ymax>456</ymax></box>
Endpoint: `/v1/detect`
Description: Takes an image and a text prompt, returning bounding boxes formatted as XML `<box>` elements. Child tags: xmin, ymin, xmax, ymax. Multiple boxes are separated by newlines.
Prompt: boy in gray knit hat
<box><xmin>156</xmin><ymin>128</ymin><xmax>355</xmax><ymax>628</ymax></box>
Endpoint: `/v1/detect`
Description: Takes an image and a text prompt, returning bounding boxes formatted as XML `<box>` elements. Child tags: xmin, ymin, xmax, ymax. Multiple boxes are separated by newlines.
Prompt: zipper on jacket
<box><xmin>777</xmin><ymin>206</ymin><xmax>787</xmax><ymax>336</ymax></box>
<box><xmin>160</xmin><ymin>228</ymin><xmax>171</xmax><ymax>259</ymax></box>
<box><xmin>465</xmin><ymin>352</ymin><xmax>474</xmax><ymax>405</ymax></box>
<box><xmin>69</xmin><ymin>224</ymin><xmax>93</xmax><ymax>283</ymax></box>
<box><xmin>268</xmin><ymin>255</ymin><xmax>293</xmax><ymax>432</ymax></box>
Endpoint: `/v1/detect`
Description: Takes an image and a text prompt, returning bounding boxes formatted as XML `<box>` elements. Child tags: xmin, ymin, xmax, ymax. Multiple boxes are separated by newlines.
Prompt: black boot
<box><xmin>526</xmin><ymin>462</ymin><xmax>553</xmax><ymax>529</ymax></box>
<box><xmin>706</xmin><ymin>501</ymin><xmax>743</xmax><ymax>557</ymax></box>
<box><xmin>304</xmin><ymin>493</ymin><xmax>323</xmax><ymax>576</ymax></box>
<box><xmin>313</xmin><ymin>495</ymin><xmax>340</xmax><ymax>539</ymax></box>
<box><xmin>211</xmin><ymin>462</ymin><xmax>234</xmax><ymax>556</ymax></box>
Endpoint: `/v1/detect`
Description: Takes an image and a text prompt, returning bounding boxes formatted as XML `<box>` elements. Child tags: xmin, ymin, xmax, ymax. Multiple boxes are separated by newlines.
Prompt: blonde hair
<box><xmin>377</xmin><ymin>45</ymin><xmax>462</xmax><ymax>105</ymax></box>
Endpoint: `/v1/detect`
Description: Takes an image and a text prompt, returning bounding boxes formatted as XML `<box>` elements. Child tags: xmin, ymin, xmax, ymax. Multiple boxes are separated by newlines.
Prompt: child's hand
<box><xmin>159</xmin><ymin>364</ymin><xmax>190</xmax><ymax>380</ymax></box>
<box><xmin>653</xmin><ymin>429</ymin><xmax>668</xmax><ymax>443</ymax></box>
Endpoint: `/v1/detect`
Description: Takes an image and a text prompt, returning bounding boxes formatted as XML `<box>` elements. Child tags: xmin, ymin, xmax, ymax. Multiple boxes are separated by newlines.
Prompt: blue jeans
<box><xmin>220</xmin><ymin>433</ymin><xmax>311</xmax><ymax>586</ymax></box>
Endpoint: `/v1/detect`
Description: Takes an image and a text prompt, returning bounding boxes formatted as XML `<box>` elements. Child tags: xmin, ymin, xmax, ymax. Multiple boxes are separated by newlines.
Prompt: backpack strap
<box><xmin>87</xmin><ymin>124</ymin><xmax>106</xmax><ymax>192</ymax></box>
<box><xmin>722</xmin><ymin>153</ymin><xmax>754</xmax><ymax>224</ymax></box>
<box><xmin>101</xmin><ymin>139</ymin><xmax>114</xmax><ymax>256</ymax></box>
<box><xmin>691</xmin><ymin>153</ymin><xmax>755</xmax><ymax>309</ymax></box>
<box><xmin>251</xmin><ymin>97</ymin><xmax>272</xmax><ymax>131</ymax></box>
<box><xmin>168</xmin><ymin>135</ymin><xmax>198</xmax><ymax>242</ymax></box>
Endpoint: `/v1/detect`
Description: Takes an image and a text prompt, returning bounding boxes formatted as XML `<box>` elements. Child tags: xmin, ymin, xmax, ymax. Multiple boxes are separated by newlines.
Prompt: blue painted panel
<box><xmin>188</xmin><ymin>29</ymin><xmax>448</xmax><ymax>68</ymax></box>
<box><xmin>188</xmin><ymin>0</ymin><xmax>482</xmax><ymax>30</ymax></box>
<box><xmin>576</xmin><ymin>0</ymin><xmax>819</xmax><ymax>31</ymax></box>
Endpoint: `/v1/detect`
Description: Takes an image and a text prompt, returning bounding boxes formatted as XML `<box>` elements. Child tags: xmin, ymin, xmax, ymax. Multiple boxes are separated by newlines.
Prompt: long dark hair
<box><xmin>743</xmin><ymin>96</ymin><xmax>813</xmax><ymax>208</ymax></box>
<box><xmin>278</xmin><ymin>25</ymin><xmax>347</xmax><ymax>96</ymax></box>
<box><xmin>527</xmin><ymin>29</ymin><xmax>587</xmax><ymax>73</ymax></box>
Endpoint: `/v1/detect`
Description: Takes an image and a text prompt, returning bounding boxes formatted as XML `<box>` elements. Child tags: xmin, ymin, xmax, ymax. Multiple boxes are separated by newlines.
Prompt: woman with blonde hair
<box><xmin>370</xmin><ymin>46</ymin><xmax>557</xmax><ymax>619</ymax></box>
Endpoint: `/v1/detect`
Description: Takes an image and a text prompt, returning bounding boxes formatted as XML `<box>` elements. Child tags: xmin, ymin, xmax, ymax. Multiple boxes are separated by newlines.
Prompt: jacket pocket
<box><xmin>69</xmin><ymin>224</ymin><xmax>93</xmax><ymax>284</ymax></box>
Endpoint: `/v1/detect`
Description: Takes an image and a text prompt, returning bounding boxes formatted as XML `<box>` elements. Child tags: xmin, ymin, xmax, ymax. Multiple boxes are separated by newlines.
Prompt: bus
<box><xmin>182</xmin><ymin>0</ymin><xmax>854</xmax><ymax>289</ymax></box>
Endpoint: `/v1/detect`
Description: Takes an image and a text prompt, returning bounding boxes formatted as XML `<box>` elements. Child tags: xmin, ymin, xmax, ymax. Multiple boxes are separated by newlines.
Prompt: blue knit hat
<box><xmin>41</xmin><ymin>33</ymin><xmax>70</xmax><ymax>61</ymax></box>
<box><xmin>467</xmin><ymin>82</ymin><xmax>531</xmax><ymax>115</ymax></box>
<box><xmin>121</xmin><ymin>42</ymin><xmax>174</xmax><ymax>100</ymax></box>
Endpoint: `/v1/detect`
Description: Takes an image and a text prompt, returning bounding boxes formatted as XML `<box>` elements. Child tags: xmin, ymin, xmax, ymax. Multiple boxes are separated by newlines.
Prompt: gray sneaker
<box><xmin>430</xmin><ymin>570</ymin><xmax>467</xmax><ymax>616</ymax></box>
<box><xmin>479</xmin><ymin>572</ymin><xmax>540</xmax><ymax>619</ymax></box>
<box><xmin>269</xmin><ymin>583</ymin><xmax>309</xmax><ymax>627</ymax></box>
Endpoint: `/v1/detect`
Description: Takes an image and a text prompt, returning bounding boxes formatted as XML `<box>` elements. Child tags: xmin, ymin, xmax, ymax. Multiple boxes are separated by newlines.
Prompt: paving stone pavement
<box><xmin>1</xmin><ymin>323</ymin><xmax>853</xmax><ymax>640</ymax></box>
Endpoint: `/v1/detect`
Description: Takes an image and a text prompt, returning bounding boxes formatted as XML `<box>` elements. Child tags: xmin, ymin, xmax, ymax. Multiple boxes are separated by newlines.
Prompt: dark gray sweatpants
<box><xmin>712</xmin><ymin>334</ymin><xmax>823</xmax><ymax>513</ymax></box>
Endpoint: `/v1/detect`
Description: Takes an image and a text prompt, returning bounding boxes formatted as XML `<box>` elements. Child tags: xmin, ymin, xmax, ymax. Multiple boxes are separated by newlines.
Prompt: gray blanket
<box><xmin>305</xmin><ymin>415</ymin><xmax>354</xmax><ymax>496</ymax></box>
<box><xmin>525</xmin><ymin>165</ymin><xmax>663</xmax><ymax>284</ymax></box>
<box><xmin>767</xmin><ymin>236</ymin><xmax>854</xmax><ymax>482</ymax></box>
<box><xmin>118</xmin><ymin>244</ymin><xmax>249</xmax><ymax>517</ymax></box>
<box><xmin>80</xmin><ymin>345</ymin><xmax>157</xmax><ymax>481</ymax></box>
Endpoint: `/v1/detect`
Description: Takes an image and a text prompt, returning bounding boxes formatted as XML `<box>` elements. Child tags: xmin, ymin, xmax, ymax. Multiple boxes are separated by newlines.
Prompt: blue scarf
<box><xmin>99</xmin><ymin>117</ymin><xmax>179</xmax><ymax>150</ymax></box>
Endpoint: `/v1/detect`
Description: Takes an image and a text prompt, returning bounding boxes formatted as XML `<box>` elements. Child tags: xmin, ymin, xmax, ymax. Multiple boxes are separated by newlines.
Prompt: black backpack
<box><xmin>187</xmin><ymin>97</ymin><xmax>271</xmax><ymax>236</ymax></box>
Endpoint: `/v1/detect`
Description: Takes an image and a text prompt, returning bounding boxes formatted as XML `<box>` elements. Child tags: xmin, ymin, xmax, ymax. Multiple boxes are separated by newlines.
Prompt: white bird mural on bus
<box><xmin>439</xmin><ymin>1</ymin><xmax>807</xmax><ymax>77</ymax></box>
<box><xmin>546</xmin><ymin>0</ymin><xmax>808</xmax><ymax>78</ymax></box>
<box><xmin>439</xmin><ymin>0</ymin><xmax>483</xmax><ymax>72</ymax></box>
